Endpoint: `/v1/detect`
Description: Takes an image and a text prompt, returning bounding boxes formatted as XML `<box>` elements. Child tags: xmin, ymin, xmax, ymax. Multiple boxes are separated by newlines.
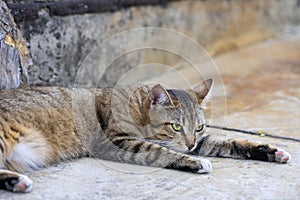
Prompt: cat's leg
<box><xmin>0</xmin><ymin>169</ymin><xmax>33</xmax><ymax>193</ymax></box>
<box><xmin>0</xmin><ymin>127</ymin><xmax>49</xmax><ymax>193</ymax></box>
<box><xmin>92</xmin><ymin>135</ymin><xmax>212</xmax><ymax>173</ymax></box>
<box><xmin>0</xmin><ymin>136</ymin><xmax>34</xmax><ymax>193</ymax></box>
<box><xmin>195</xmin><ymin>135</ymin><xmax>291</xmax><ymax>163</ymax></box>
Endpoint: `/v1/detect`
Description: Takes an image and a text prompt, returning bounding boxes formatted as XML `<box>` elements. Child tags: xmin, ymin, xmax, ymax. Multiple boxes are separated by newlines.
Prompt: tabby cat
<box><xmin>0</xmin><ymin>79</ymin><xmax>291</xmax><ymax>193</ymax></box>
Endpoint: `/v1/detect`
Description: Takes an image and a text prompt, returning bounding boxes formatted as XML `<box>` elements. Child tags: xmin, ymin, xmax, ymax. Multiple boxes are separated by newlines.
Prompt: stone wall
<box><xmin>0</xmin><ymin>0</ymin><xmax>30</xmax><ymax>89</ymax></box>
<box><xmin>5</xmin><ymin>0</ymin><xmax>300</xmax><ymax>87</ymax></box>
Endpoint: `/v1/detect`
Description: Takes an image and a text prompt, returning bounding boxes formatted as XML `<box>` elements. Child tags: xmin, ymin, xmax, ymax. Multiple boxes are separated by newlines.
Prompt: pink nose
<box><xmin>188</xmin><ymin>144</ymin><xmax>195</xmax><ymax>151</ymax></box>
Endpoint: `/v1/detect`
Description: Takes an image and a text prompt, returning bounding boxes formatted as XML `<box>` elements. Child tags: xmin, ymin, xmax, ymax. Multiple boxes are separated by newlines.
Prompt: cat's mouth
<box><xmin>187</xmin><ymin>144</ymin><xmax>198</xmax><ymax>152</ymax></box>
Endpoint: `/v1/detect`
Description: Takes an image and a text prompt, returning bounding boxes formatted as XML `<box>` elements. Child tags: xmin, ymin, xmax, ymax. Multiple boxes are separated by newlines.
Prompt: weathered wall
<box><xmin>5</xmin><ymin>0</ymin><xmax>300</xmax><ymax>87</ymax></box>
<box><xmin>0</xmin><ymin>0</ymin><xmax>30</xmax><ymax>89</ymax></box>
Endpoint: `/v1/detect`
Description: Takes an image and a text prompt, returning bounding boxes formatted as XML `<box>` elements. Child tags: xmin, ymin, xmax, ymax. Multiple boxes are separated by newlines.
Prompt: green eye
<box><xmin>171</xmin><ymin>123</ymin><xmax>182</xmax><ymax>132</ymax></box>
<box><xmin>196</xmin><ymin>124</ymin><xmax>205</xmax><ymax>132</ymax></box>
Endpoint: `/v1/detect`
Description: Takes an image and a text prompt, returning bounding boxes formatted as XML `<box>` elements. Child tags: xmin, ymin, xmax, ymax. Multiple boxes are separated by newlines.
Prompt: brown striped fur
<box><xmin>0</xmin><ymin>79</ymin><xmax>291</xmax><ymax>193</ymax></box>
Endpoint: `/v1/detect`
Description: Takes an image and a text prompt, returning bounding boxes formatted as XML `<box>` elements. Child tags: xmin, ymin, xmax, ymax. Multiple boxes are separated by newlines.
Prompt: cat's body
<box><xmin>0</xmin><ymin>80</ymin><xmax>291</xmax><ymax>193</ymax></box>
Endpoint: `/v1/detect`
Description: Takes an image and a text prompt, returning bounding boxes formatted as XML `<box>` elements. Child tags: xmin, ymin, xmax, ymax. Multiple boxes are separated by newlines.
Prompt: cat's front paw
<box><xmin>197</xmin><ymin>159</ymin><xmax>212</xmax><ymax>174</ymax></box>
<box><xmin>275</xmin><ymin>149</ymin><xmax>291</xmax><ymax>163</ymax></box>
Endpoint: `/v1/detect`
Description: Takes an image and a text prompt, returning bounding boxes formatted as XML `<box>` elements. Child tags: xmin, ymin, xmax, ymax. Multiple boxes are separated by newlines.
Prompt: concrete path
<box><xmin>1</xmin><ymin>35</ymin><xmax>299</xmax><ymax>200</ymax></box>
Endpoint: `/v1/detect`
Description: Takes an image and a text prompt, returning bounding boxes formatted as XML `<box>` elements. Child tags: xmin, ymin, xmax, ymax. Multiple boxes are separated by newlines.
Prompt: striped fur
<box><xmin>0</xmin><ymin>79</ymin><xmax>290</xmax><ymax>193</ymax></box>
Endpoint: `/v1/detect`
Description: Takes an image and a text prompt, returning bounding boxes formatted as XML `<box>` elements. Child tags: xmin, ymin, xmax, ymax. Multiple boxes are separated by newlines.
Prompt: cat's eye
<box><xmin>196</xmin><ymin>124</ymin><xmax>205</xmax><ymax>132</ymax></box>
<box><xmin>171</xmin><ymin>123</ymin><xmax>182</xmax><ymax>132</ymax></box>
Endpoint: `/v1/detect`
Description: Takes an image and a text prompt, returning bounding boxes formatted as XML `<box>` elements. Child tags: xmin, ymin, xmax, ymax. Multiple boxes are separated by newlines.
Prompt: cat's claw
<box><xmin>275</xmin><ymin>149</ymin><xmax>291</xmax><ymax>163</ymax></box>
<box><xmin>197</xmin><ymin>159</ymin><xmax>212</xmax><ymax>174</ymax></box>
<box><xmin>10</xmin><ymin>174</ymin><xmax>33</xmax><ymax>193</ymax></box>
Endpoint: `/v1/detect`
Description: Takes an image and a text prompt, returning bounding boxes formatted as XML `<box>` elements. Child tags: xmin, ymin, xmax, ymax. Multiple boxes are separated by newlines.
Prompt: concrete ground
<box><xmin>1</xmin><ymin>34</ymin><xmax>300</xmax><ymax>199</ymax></box>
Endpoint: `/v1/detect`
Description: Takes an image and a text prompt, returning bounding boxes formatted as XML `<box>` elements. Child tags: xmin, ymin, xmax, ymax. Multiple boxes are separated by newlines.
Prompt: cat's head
<box><xmin>147</xmin><ymin>79</ymin><xmax>212</xmax><ymax>153</ymax></box>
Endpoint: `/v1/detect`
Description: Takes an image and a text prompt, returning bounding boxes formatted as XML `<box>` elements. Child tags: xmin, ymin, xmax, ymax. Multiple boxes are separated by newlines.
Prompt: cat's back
<box><xmin>0</xmin><ymin>86</ymin><xmax>73</xmax><ymax>110</ymax></box>
<box><xmin>0</xmin><ymin>86</ymin><xmax>100</xmax><ymax>125</ymax></box>
<box><xmin>0</xmin><ymin>87</ymin><xmax>99</xmax><ymax>164</ymax></box>
<box><xmin>0</xmin><ymin>87</ymin><xmax>78</xmax><ymax>136</ymax></box>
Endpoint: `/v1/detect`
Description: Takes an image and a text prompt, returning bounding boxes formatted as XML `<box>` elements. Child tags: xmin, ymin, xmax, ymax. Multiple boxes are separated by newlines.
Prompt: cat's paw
<box><xmin>275</xmin><ymin>149</ymin><xmax>291</xmax><ymax>163</ymax></box>
<box><xmin>197</xmin><ymin>159</ymin><xmax>212</xmax><ymax>174</ymax></box>
<box><xmin>5</xmin><ymin>174</ymin><xmax>33</xmax><ymax>193</ymax></box>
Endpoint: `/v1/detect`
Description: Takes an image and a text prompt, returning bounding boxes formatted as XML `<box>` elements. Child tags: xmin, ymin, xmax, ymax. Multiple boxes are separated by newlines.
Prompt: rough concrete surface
<box><xmin>1</xmin><ymin>35</ymin><xmax>300</xmax><ymax>199</ymax></box>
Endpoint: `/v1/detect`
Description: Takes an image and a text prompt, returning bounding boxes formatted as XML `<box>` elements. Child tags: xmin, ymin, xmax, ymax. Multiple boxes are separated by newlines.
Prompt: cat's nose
<box><xmin>188</xmin><ymin>143</ymin><xmax>195</xmax><ymax>151</ymax></box>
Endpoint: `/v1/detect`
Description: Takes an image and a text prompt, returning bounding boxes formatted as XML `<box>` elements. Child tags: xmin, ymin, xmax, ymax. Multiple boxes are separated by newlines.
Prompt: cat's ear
<box><xmin>149</xmin><ymin>84</ymin><xmax>173</xmax><ymax>106</ymax></box>
<box><xmin>193</xmin><ymin>79</ymin><xmax>213</xmax><ymax>104</ymax></box>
